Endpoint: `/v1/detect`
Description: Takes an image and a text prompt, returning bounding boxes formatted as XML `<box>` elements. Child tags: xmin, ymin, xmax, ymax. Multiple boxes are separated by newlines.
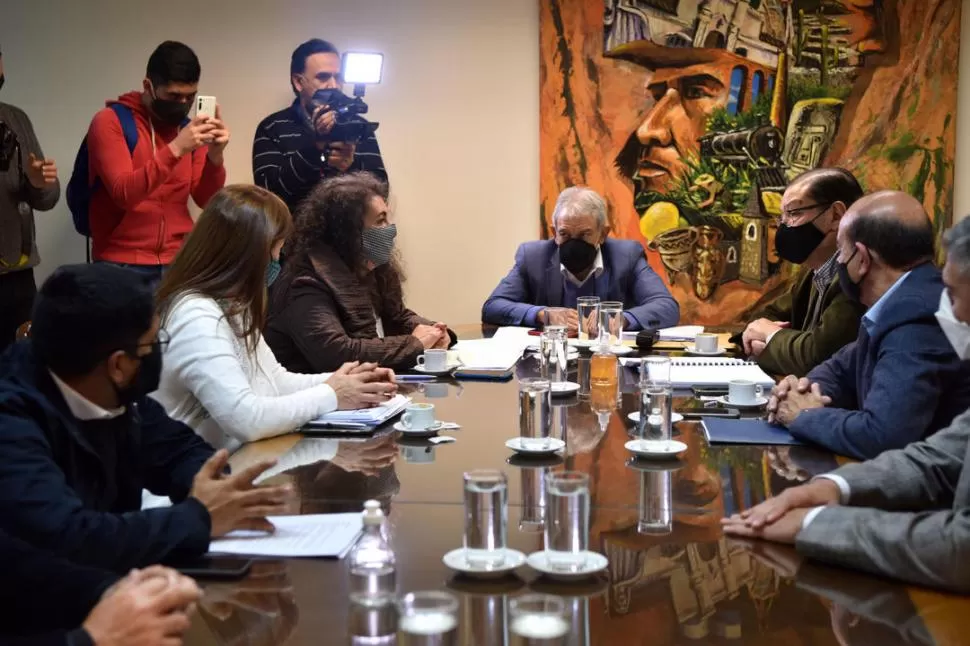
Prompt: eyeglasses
<box><xmin>780</xmin><ymin>202</ymin><xmax>832</xmax><ymax>224</ymax></box>
<box><xmin>132</xmin><ymin>329</ymin><xmax>170</xmax><ymax>355</ymax></box>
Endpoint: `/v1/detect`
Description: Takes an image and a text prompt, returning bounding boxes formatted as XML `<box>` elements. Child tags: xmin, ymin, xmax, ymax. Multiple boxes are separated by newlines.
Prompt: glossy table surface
<box><xmin>186</xmin><ymin>326</ymin><xmax>970</xmax><ymax>646</ymax></box>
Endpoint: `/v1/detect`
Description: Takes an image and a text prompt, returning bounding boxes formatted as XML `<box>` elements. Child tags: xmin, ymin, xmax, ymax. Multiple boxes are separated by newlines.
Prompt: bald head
<box><xmin>840</xmin><ymin>190</ymin><xmax>935</xmax><ymax>269</ymax></box>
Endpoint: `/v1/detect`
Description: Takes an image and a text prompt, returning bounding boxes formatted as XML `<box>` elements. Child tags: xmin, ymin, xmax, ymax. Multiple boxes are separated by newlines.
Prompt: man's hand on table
<box><xmin>742</xmin><ymin>319</ymin><xmax>789</xmax><ymax>357</ymax></box>
<box><xmin>767</xmin><ymin>375</ymin><xmax>831</xmax><ymax>425</ymax></box>
<box><xmin>721</xmin><ymin>478</ymin><xmax>843</xmax><ymax>544</ymax></box>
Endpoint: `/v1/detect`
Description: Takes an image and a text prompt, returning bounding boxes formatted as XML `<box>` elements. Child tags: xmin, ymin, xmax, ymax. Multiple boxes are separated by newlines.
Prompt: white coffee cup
<box><xmin>728</xmin><ymin>379</ymin><xmax>763</xmax><ymax>405</ymax></box>
<box><xmin>416</xmin><ymin>349</ymin><xmax>449</xmax><ymax>372</ymax></box>
<box><xmin>694</xmin><ymin>333</ymin><xmax>719</xmax><ymax>353</ymax></box>
<box><xmin>401</xmin><ymin>402</ymin><xmax>436</xmax><ymax>430</ymax></box>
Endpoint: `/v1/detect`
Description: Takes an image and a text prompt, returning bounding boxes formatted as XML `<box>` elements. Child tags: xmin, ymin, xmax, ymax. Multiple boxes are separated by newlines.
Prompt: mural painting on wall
<box><xmin>540</xmin><ymin>0</ymin><xmax>961</xmax><ymax>324</ymax></box>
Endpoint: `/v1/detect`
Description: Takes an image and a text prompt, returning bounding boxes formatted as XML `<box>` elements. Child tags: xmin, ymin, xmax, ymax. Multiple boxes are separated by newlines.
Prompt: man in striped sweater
<box><xmin>252</xmin><ymin>39</ymin><xmax>388</xmax><ymax>214</ymax></box>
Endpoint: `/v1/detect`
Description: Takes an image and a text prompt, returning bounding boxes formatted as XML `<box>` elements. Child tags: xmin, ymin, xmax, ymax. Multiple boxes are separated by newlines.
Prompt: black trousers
<box><xmin>0</xmin><ymin>268</ymin><xmax>36</xmax><ymax>353</ymax></box>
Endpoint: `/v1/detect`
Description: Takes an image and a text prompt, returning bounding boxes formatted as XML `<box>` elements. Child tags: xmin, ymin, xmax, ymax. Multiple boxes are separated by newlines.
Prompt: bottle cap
<box><xmin>362</xmin><ymin>499</ymin><xmax>384</xmax><ymax>525</ymax></box>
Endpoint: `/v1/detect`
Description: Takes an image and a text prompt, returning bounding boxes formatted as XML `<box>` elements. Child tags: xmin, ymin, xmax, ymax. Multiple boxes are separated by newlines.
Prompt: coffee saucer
<box><xmin>443</xmin><ymin>548</ymin><xmax>527</xmax><ymax>580</ymax></box>
<box><xmin>392</xmin><ymin>421</ymin><xmax>441</xmax><ymax>437</ymax></box>
<box><xmin>624</xmin><ymin>439</ymin><xmax>688</xmax><ymax>459</ymax></box>
<box><xmin>505</xmin><ymin>437</ymin><xmax>566</xmax><ymax>455</ymax></box>
<box><xmin>716</xmin><ymin>395</ymin><xmax>768</xmax><ymax>409</ymax></box>
<box><xmin>413</xmin><ymin>363</ymin><xmax>461</xmax><ymax>376</ymax></box>
<box><xmin>627</xmin><ymin>411</ymin><xmax>684</xmax><ymax>424</ymax></box>
<box><xmin>527</xmin><ymin>550</ymin><xmax>608</xmax><ymax>581</ymax></box>
<box><xmin>685</xmin><ymin>348</ymin><xmax>726</xmax><ymax>357</ymax></box>
<box><xmin>608</xmin><ymin>345</ymin><xmax>635</xmax><ymax>356</ymax></box>
<box><xmin>551</xmin><ymin>381</ymin><xmax>581</xmax><ymax>397</ymax></box>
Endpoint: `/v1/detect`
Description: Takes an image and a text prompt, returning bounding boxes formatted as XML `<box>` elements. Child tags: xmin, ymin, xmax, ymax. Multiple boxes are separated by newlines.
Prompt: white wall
<box><xmin>0</xmin><ymin>0</ymin><xmax>539</xmax><ymax>324</ymax></box>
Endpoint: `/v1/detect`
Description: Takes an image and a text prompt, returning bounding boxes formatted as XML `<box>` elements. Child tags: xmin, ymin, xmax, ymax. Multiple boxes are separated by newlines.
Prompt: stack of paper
<box><xmin>209</xmin><ymin>514</ymin><xmax>363</xmax><ymax>558</ymax></box>
<box><xmin>454</xmin><ymin>337</ymin><xmax>524</xmax><ymax>371</ymax></box>
<box><xmin>658</xmin><ymin>325</ymin><xmax>705</xmax><ymax>341</ymax></box>
<box><xmin>306</xmin><ymin>394</ymin><xmax>409</xmax><ymax>429</ymax></box>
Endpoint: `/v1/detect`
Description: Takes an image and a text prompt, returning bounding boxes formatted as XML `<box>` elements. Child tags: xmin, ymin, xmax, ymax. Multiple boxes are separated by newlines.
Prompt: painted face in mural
<box><xmin>634</xmin><ymin>63</ymin><xmax>730</xmax><ymax>195</ymax></box>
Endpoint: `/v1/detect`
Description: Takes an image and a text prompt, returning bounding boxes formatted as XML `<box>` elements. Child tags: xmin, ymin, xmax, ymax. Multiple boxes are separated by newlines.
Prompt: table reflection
<box><xmin>196</xmin><ymin>561</ymin><xmax>298</xmax><ymax>646</ymax></box>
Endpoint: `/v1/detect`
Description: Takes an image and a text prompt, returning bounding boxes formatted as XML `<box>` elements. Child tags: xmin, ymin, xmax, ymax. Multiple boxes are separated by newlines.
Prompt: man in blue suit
<box><xmin>768</xmin><ymin>190</ymin><xmax>970</xmax><ymax>460</ymax></box>
<box><xmin>482</xmin><ymin>186</ymin><xmax>679</xmax><ymax>331</ymax></box>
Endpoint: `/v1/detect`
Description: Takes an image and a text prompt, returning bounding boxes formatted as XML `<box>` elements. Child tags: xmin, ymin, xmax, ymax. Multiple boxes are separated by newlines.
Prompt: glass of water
<box><xmin>597</xmin><ymin>301</ymin><xmax>624</xmax><ymax>347</ymax></box>
<box><xmin>539</xmin><ymin>328</ymin><xmax>568</xmax><ymax>385</ymax></box>
<box><xmin>463</xmin><ymin>470</ymin><xmax>508</xmax><ymax>569</ymax></box>
<box><xmin>519</xmin><ymin>466</ymin><xmax>547</xmax><ymax>533</ymax></box>
<box><xmin>397</xmin><ymin>591</ymin><xmax>459</xmax><ymax>646</ymax></box>
<box><xmin>576</xmin><ymin>297</ymin><xmax>600</xmax><ymax>342</ymax></box>
<box><xmin>638</xmin><ymin>469</ymin><xmax>673</xmax><ymax>535</ymax></box>
<box><xmin>639</xmin><ymin>356</ymin><xmax>671</xmax><ymax>387</ymax></box>
<box><xmin>518</xmin><ymin>378</ymin><xmax>552</xmax><ymax>450</ymax></box>
<box><xmin>509</xmin><ymin>594</ymin><xmax>569</xmax><ymax>646</ymax></box>
<box><xmin>637</xmin><ymin>383</ymin><xmax>673</xmax><ymax>441</ymax></box>
<box><xmin>544</xmin><ymin>471</ymin><xmax>590</xmax><ymax>572</ymax></box>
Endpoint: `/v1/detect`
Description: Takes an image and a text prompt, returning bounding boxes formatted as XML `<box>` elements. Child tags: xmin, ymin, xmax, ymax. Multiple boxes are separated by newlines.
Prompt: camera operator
<box><xmin>0</xmin><ymin>46</ymin><xmax>59</xmax><ymax>353</ymax></box>
<box><xmin>253</xmin><ymin>39</ymin><xmax>387</xmax><ymax>214</ymax></box>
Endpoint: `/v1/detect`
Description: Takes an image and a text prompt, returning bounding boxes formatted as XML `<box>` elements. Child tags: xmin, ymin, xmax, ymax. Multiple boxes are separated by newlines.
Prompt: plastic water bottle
<box><xmin>349</xmin><ymin>500</ymin><xmax>397</xmax><ymax>608</ymax></box>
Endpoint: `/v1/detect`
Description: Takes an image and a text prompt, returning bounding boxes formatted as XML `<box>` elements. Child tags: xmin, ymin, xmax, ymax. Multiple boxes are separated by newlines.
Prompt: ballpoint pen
<box><xmin>396</xmin><ymin>375</ymin><xmax>437</xmax><ymax>382</ymax></box>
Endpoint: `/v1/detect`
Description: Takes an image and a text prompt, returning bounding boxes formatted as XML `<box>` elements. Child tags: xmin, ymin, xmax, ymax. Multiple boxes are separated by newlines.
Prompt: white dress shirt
<box><xmin>801</xmin><ymin>474</ymin><xmax>851</xmax><ymax>528</ymax></box>
<box><xmin>49</xmin><ymin>371</ymin><xmax>126</xmax><ymax>421</ymax></box>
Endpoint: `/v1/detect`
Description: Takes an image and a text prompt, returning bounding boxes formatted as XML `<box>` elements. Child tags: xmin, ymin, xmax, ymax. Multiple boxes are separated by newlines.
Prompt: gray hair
<box><xmin>552</xmin><ymin>187</ymin><xmax>608</xmax><ymax>230</ymax></box>
<box><xmin>944</xmin><ymin>216</ymin><xmax>970</xmax><ymax>273</ymax></box>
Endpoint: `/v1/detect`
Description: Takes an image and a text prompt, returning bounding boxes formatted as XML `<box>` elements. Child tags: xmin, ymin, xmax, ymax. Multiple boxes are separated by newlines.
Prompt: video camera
<box><xmin>310</xmin><ymin>88</ymin><xmax>380</xmax><ymax>144</ymax></box>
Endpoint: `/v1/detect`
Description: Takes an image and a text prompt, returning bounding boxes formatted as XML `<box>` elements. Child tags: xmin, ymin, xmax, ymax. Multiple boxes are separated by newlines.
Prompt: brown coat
<box><xmin>264</xmin><ymin>247</ymin><xmax>436</xmax><ymax>372</ymax></box>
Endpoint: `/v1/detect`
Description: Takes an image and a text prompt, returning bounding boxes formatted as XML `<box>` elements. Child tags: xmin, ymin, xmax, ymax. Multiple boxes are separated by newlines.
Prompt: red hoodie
<box><xmin>86</xmin><ymin>91</ymin><xmax>226</xmax><ymax>265</ymax></box>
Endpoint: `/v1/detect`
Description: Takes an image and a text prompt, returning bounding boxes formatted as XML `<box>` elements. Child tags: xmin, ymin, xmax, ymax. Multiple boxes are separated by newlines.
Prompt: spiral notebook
<box><xmin>621</xmin><ymin>357</ymin><xmax>775</xmax><ymax>388</ymax></box>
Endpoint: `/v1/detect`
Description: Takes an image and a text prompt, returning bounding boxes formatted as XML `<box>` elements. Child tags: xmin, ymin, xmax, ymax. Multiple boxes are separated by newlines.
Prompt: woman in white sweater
<box><xmin>152</xmin><ymin>184</ymin><xmax>397</xmax><ymax>453</ymax></box>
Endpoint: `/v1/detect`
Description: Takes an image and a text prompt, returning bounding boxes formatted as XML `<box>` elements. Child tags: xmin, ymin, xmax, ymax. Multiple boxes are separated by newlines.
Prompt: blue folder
<box><xmin>702</xmin><ymin>417</ymin><xmax>806</xmax><ymax>446</ymax></box>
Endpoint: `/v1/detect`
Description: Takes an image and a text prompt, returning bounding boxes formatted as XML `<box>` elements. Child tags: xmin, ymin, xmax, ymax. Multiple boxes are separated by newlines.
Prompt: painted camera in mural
<box><xmin>541</xmin><ymin>0</ymin><xmax>958</xmax><ymax>324</ymax></box>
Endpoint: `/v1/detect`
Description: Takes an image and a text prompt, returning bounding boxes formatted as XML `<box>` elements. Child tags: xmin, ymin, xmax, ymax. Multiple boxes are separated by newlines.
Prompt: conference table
<box><xmin>185</xmin><ymin>326</ymin><xmax>970</xmax><ymax>646</ymax></box>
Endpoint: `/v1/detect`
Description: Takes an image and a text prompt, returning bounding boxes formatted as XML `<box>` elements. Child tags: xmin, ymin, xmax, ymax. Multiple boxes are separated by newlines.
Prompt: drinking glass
<box><xmin>638</xmin><ymin>469</ymin><xmax>673</xmax><ymax>535</ymax></box>
<box><xmin>637</xmin><ymin>384</ymin><xmax>672</xmax><ymax>441</ymax></box>
<box><xmin>576</xmin><ymin>297</ymin><xmax>600</xmax><ymax>342</ymax></box>
<box><xmin>463</xmin><ymin>470</ymin><xmax>508</xmax><ymax>568</ymax></box>
<box><xmin>576</xmin><ymin>357</ymin><xmax>591</xmax><ymax>400</ymax></box>
<box><xmin>544</xmin><ymin>472</ymin><xmax>590</xmax><ymax>572</ymax></box>
<box><xmin>519</xmin><ymin>466</ymin><xmax>548</xmax><ymax>533</ymax></box>
<box><xmin>518</xmin><ymin>378</ymin><xmax>552</xmax><ymax>450</ymax></box>
<box><xmin>639</xmin><ymin>356</ymin><xmax>671</xmax><ymax>387</ymax></box>
<box><xmin>597</xmin><ymin>301</ymin><xmax>624</xmax><ymax>347</ymax></box>
<box><xmin>397</xmin><ymin>591</ymin><xmax>459</xmax><ymax>646</ymax></box>
<box><xmin>509</xmin><ymin>594</ymin><xmax>569</xmax><ymax>646</ymax></box>
<box><xmin>458</xmin><ymin>589</ymin><xmax>508</xmax><ymax>646</ymax></box>
<box><xmin>539</xmin><ymin>328</ymin><xmax>569</xmax><ymax>384</ymax></box>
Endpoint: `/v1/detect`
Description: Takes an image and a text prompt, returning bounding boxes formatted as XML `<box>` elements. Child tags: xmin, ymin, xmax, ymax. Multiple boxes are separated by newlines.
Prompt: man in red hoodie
<box><xmin>85</xmin><ymin>41</ymin><xmax>228</xmax><ymax>281</ymax></box>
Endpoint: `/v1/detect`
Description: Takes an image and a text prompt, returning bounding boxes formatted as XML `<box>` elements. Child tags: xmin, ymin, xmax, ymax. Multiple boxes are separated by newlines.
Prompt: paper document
<box><xmin>208</xmin><ymin>514</ymin><xmax>363</xmax><ymax>558</ymax></box>
<box><xmin>658</xmin><ymin>325</ymin><xmax>705</xmax><ymax>341</ymax></box>
<box><xmin>310</xmin><ymin>394</ymin><xmax>409</xmax><ymax>427</ymax></box>
<box><xmin>455</xmin><ymin>337</ymin><xmax>523</xmax><ymax>371</ymax></box>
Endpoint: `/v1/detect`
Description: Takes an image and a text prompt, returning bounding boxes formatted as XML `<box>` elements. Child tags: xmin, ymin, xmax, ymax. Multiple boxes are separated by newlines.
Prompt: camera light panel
<box><xmin>342</xmin><ymin>52</ymin><xmax>384</xmax><ymax>85</ymax></box>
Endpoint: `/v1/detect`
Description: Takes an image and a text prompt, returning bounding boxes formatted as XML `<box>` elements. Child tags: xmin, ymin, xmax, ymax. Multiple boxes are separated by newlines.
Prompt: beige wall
<box><xmin>1</xmin><ymin>0</ymin><xmax>538</xmax><ymax>324</ymax></box>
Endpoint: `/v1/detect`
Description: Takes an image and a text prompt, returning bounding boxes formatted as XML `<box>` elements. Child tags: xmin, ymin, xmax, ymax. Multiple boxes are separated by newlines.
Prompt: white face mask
<box><xmin>935</xmin><ymin>290</ymin><xmax>970</xmax><ymax>360</ymax></box>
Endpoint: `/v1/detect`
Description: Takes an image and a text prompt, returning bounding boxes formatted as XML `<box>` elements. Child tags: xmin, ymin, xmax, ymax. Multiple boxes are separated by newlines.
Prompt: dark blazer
<box><xmin>0</xmin><ymin>528</ymin><xmax>116</xmax><ymax>645</ymax></box>
<box><xmin>481</xmin><ymin>238</ymin><xmax>679</xmax><ymax>330</ymax></box>
<box><xmin>0</xmin><ymin>342</ymin><xmax>214</xmax><ymax>573</ymax></box>
<box><xmin>266</xmin><ymin>248</ymin><xmax>452</xmax><ymax>373</ymax></box>
<box><xmin>751</xmin><ymin>266</ymin><xmax>865</xmax><ymax>376</ymax></box>
<box><xmin>789</xmin><ymin>263</ymin><xmax>970</xmax><ymax>459</ymax></box>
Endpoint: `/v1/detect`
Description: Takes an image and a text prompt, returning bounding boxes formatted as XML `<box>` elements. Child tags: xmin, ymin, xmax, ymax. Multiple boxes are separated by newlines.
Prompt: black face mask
<box><xmin>113</xmin><ymin>346</ymin><xmax>163</xmax><ymax>405</ymax></box>
<box><xmin>837</xmin><ymin>249</ymin><xmax>863</xmax><ymax>304</ymax></box>
<box><xmin>150</xmin><ymin>86</ymin><xmax>191</xmax><ymax>126</ymax></box>
<box><xmin>775</xmin><ymin>215</ymin><xmax>828</xmax><ymax>264</ymax></box>
<box><xmin>559</xmin><ymin>238</ymin><xmax>599</xmax><ymax>276</ymax></box>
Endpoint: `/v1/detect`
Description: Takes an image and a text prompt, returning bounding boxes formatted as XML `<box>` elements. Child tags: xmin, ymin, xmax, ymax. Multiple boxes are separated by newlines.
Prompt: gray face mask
<box><xmin>362</xmin><ymin>224</ymin><xmax>397</xmax><ymax>267</ymax></box>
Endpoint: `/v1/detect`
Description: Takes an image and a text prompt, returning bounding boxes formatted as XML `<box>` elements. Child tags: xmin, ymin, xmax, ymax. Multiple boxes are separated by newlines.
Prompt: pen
<box><xmin>397</xmin><ymin>375</ymin><xmax>437</xmax><ymax>382</ymax></box>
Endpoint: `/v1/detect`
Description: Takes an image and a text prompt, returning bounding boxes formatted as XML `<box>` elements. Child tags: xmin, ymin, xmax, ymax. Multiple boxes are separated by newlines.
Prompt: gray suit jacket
<box><xmin>796</xmin><ymin>408</ymin><xmax>970</xmax><ymax>593</ymax></box>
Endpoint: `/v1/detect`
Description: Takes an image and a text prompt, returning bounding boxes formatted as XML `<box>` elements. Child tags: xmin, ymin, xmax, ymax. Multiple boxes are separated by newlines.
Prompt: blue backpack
<box><xmin>66</xmin><ymin>104</ymin><xmax>139</xmax><ymax>237</ymax></box>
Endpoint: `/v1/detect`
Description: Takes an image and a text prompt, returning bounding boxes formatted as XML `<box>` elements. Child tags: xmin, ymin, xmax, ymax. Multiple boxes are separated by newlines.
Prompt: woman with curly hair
<box><xmin>265</xmin><ymin>172</ymin><xmax>455</xmax><ymax>372</ymax></box>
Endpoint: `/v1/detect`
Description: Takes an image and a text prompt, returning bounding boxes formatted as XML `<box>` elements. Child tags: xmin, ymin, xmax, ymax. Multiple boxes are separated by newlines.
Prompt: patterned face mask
<box><xmin>362</xmin><ymin>224</ymin><xmax>397</xmax><ymax>267</ymax></box>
